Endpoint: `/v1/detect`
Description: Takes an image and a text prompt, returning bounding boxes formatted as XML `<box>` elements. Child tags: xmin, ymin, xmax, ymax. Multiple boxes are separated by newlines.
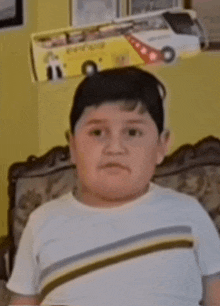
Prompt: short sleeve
<box><xmin>190</xmin><ymin>201</ymin><xmax>220</xmax><ymax>276</ymax></box>
<box><xmin>6</xmin><ymin>215</ymin><xmax>40</xmax><ymax>295</ymax></box>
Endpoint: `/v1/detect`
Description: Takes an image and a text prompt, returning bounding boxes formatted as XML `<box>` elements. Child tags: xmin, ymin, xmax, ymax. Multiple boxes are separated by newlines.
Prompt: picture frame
<box><xmin>127</xmin><ymin>0</ymin><xmax>183</xmax><ymax>16</ymax></box>
<box><xmin>0</xmin><ymin>0</ymin><xmax>23</xmax><ymax>30</ymax></box>
<box><xmin>71</xmin><ymin>0</ymin><xmax>118</xmax><ymax>27</ymax></box>
<box><xmin>193</xmin><ymin>0</ymin><xmax>220</xmax><ymax>47</ymax></box>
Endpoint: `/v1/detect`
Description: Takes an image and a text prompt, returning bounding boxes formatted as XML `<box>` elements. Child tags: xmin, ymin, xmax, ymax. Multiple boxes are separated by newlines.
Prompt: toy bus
<box><xmin>31</xmin><ymin>8</ymin><xmax>208</xmax><ymax>82</ymax></box>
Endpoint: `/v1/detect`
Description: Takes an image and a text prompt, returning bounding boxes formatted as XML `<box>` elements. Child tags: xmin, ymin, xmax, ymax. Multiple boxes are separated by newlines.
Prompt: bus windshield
<box><xmin>163</xmin><ymin>12</ymin><xmax>195</xmax><ymax>35</ymax></box>
<box><xmin>162</xmin><ymin>11</ymin><xmax>207</xmax><ymax>48</ymax></box>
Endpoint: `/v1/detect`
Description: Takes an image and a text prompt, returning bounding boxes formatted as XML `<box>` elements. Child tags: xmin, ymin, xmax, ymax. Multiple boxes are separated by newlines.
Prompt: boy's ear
<box><xmin>69</xmin><ymin>133</ymin><xmax>77</xmax><ymax>165</ymax></box>
<box><xmin>156</xmin><ymin>129</ymin><xmax>171</xmax><ymax>165</ymax></box>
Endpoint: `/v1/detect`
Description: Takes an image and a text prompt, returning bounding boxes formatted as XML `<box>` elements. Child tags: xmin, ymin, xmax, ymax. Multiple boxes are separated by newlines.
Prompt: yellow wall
<box><xmin>37</xmin><ymin>51</ymin><xmax>220</xmax><ymax>155</ymax></box>
<box><xmin>0</xmin><ymin>0</ymin><xmax>70</xmax><ymax>237</ymax></box>
<box><xmin>0</xmin><ymin>1</ymin><xmax>39</xmax><ymax>236</ymax></box>
<box><xmin>0</xmin><ymin>0</ymin><xmax>220</xmax><ymax>237</ymax></box>
<box><xmin>152</xmin><ymin>52</ymin><xmax>220</xmax><ymax>151</ymax></box>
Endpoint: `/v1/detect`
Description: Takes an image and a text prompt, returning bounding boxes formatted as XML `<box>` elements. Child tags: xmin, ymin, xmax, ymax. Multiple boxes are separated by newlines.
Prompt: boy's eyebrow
<box><xmin>85</xmin><ymin>119</ymin><xmax>147</xmax><ymax>125</ymax></box>
<box><xmin>86</xmin><ymin>119</ymin><xmax>108</xmax><ymax>125</ymax></box>
<box><xmin>125</xmin><ymin>119</ymin><xmax>147</xmax><ymax>124</ymax></box>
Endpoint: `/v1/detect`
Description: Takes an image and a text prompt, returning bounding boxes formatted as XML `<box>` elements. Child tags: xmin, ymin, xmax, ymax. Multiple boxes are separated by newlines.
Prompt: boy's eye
<box><xmin>127</xmin><ymin>128</ymin><xmax>143</xmax><ymax>137</ymax></box>
<box><xmin>88</xmin><ymin>128</ymin><xmax>143</xmax><ymax>138</ymax></box>
<box><xmin>90</xmin><ymin>129</ymin><xmax>103</xmax><ymax>136</ymax></box>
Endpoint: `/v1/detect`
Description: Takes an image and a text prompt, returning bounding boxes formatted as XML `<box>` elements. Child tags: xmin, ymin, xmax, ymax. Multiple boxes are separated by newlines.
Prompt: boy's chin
<box><xmin>77</xmin><ymin>180</ymin><xmax>151</xmax><ymax>207</ymax></box>
<box><xmin>90</xmin><ymin>184</ymin><xmax>149</xmax><ymax>204</ymax></box>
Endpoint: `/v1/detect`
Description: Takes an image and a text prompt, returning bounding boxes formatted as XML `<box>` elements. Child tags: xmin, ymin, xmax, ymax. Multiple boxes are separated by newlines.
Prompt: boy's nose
<box><xmin>104</xmin><ymin>135</ymin><xmax>127</xmax><ymax>155</ymax></box>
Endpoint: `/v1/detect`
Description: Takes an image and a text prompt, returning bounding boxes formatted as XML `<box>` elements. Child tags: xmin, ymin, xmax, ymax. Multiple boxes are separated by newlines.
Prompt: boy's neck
<box><xmin>74</xmin><ymin>184</ymin><xmax>150</xmax><ymax>209</ymax></box>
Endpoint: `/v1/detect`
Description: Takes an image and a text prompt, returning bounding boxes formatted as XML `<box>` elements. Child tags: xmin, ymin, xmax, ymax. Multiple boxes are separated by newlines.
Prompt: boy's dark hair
<box><xmin>70</xmin><ymin>66</ymin><xmax>166</xmax><ymax>134</ymax></box>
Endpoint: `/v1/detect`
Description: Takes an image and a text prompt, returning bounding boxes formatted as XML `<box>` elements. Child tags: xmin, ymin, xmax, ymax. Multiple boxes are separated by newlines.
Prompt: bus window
<box><xmin>67</xmin><ymin>31</ymin><xmax>86</xmax><ymax>44</ymax></box>
<box><xmin>35</xmin><ymin>35</ymin><xmax>67</xmax><ymax>48</ymax></box>
<box><xmin>132</xmin><ymin>16</ymin><xmax>169</xmax><ymax>33</ymax></box>
<box><xmin>85</xmin><ymin>29</ymin><xmax>102</xmax><ymax>42</ymax></box>
<box><xmin>147</xmin><ymin>16</ymin><xmax>169</xmax><ymax>30</ymax></box>
<box><xmin>50</xmin><ymin>34</ymin><xmax>67</xmax><ymax>47</ymax></box>
<box><xmin>99</xmin><ymin>25</ymin><xmax>121</xmax><ymax>39</ymax></box>
<box><xmin>119</xmin><ymin>23</ymin><xmax>134</xmax><ymax>35</ymax></box>
<box><xmin>35</xmin><ymin>37</ymin><xmax>53</xmax><ymax>48</ymax></box>
<box><xmin>163</xmin><ymin>12</ymin><xmax>195</xmax><ymax>35</ymax></box>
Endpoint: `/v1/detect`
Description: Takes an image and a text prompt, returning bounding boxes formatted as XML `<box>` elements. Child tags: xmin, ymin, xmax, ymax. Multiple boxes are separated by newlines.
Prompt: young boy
<box><xmin>7</xmin><ymin>67</ymin><xmax>220</xmax><ymax>305</ymax></box>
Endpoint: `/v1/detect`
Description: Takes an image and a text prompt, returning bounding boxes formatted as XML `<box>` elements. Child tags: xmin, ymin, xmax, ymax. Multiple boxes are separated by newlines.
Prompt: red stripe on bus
<box><xmin>125</xmin><ymin>34</ymin><xmax>164</xmax><ymax>64</ymax></box>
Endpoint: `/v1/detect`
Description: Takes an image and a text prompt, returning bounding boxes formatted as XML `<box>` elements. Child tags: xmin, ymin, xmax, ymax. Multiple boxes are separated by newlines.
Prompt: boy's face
<box><xmin>69</xmin><ymin>101</ymin><xmax>170</xmax><ymax>208</ymax></box>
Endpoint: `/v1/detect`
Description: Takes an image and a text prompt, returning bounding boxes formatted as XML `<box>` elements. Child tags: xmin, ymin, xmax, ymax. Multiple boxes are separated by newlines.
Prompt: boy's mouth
<box><xmin>100</xmin><ymin>163</ymin><xmax>130</xmax><ymax>172</ymax></box>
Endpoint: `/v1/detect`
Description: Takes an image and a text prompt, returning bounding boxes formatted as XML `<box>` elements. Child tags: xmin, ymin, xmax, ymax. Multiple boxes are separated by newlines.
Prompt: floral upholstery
<box><xmin>6</xmin><ymin>136</ymin><xmax>220</xmax><ymax>276</ymax></box>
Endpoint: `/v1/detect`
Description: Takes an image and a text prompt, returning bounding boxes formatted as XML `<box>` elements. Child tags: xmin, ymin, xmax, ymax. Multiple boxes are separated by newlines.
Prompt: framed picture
<box><xmin>71</xmin><ymin>0</ymin><xmax>117</xmax><ymax>27</ymax></box>
<box><xmin>128</xmin><ymin>0</ymin><xmax>183</xmax><ymax>16</ymax></box>
<box><xmin>0</xmin><ymin>0</ymin><xmax>23</xmax><ymax>30</ymax></box>
<box><xmin>70</xmin><ymin>0</ymin><xmax>184</xmax><ymax>27</ymax></box>
<box><xmin>193</xmin><ymin>0</ymin><xmax>220</xmax><ymax>46</ymax></box>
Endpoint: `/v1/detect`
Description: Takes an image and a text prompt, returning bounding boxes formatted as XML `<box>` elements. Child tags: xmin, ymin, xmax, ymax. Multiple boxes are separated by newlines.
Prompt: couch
<box><xmin>0</xmin><ymin>135</ymin><xmax>220</xmax><ymax>305</ymax></box>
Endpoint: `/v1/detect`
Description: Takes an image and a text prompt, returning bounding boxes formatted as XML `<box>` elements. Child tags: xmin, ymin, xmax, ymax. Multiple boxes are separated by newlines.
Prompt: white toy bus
<box><xmin>31</xmin><ymin>8</ymin><xmax>208</xmax><ymax>81</ymax></box>
<box><xmin>115</xmin><ymin>8</ymin><xmax>208</xmax><ymax>63</ymax></box>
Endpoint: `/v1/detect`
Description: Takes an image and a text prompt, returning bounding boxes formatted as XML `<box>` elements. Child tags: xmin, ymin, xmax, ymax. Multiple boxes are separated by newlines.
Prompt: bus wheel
<box><xmin>161</xmin><ymin>47</ymin><xmax>175</xmax><ymax>63</ymax></box>
<box><xmin>82</xmin><ymin>61</ymin><xmax>98</xmax><ymax>76</ymax></box>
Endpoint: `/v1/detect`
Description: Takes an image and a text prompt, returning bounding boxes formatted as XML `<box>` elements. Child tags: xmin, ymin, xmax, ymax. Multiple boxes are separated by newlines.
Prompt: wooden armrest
<box><xmin>0</xmin><ymin>236</ymin><xmax>12</xmax><ymax>255</ymax></box>
<box><xmin>0</xmin><ymin>236</ymin><xmax>12</xmax><ymax>281</ymax></box>
<box><xmin>0</xmin><ymin>279</ymin><xmax>11</xmax><ymax>305</ymax></box>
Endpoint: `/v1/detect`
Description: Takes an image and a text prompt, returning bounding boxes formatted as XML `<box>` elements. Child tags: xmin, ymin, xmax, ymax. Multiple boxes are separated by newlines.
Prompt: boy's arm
<box><xmin>187</xmin><ymin>200</ymin><xmax>220</xmax><ymax>306</ymax></box>
<box><xmin>6</xmin><ymin>216</ymin><xmax>40</xmax><ymax>303</ymax></box>
<box><xmin>203</xmin><ymin>274</ymin><xmax>220</xmax><ymax>306</ymax></box>
<box><xmin>8</xmin><ymin>291</ymin><xmax>40</xmax><ymax>305</ymax></box>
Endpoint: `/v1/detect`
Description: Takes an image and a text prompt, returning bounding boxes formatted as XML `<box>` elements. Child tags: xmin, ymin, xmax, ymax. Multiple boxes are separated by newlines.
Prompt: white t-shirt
<box><xmin>7</xmin><ymin>183</ymin><xmax>220</xmax><ymax>305</ymax></box>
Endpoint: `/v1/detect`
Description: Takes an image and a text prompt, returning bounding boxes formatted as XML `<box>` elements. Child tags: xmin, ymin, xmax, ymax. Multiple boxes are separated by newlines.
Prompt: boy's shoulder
<box><xmin>28</xmin><ymin>192</ymin><xmax>75</xmax><ymax>229</ymax></box>
<box><xmin>37</xmin><ymin>191</ymin><xmax>74</xmax><ymax>212</ymax></box>
<box><xmin>27</xmin><ymin>185</ymin><xmax>204</xmax><ymax>230</ymax></box>
<box><xmin>151</xmin><ymin>183</ymin><xmax>191</xmax><ymax>199</ymax></box>
<box><xmin>150</xmin><ymin>183</ymin><xmax>202</xmax><ymax>211</ymax></box>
